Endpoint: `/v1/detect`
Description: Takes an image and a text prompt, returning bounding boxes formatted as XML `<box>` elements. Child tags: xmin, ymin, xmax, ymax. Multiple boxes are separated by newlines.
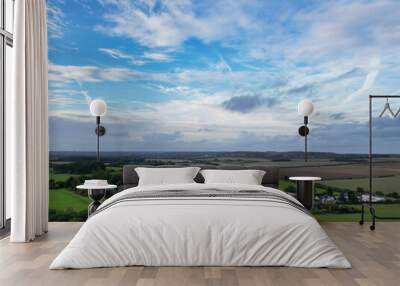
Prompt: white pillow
<box><xmin>135</xmin><ymin>167</ymin><xmax>200</xmax><ymax>186</ymax></box>
<box><xmin>200</xmin><ymin>169</ymin><xmax>266</xmax><ymax>185</ymax></box>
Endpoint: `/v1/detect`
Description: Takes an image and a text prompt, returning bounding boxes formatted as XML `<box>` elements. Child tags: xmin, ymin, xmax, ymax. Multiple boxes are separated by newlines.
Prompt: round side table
<box><xmin>289</xmin><ymin>177</ymin><xmax>321</xmax><ymax>210</ymax></box>
<box><xmin>77</xmin><ymin>184</ymin><xmax>117</xmax><ymax>216</ymax></box>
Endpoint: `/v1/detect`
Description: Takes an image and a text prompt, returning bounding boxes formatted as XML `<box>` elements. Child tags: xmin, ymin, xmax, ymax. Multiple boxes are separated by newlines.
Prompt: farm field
<box><xmin>321</xmin><ymin>175</ymin><xmax>400</xmax><ymax>194</ymax></box>
<box><xmin>280</xmin><ymin>162</ymin><xmax>400</xmax><ymax>180</ymax></box>
<box><xmin>279</xmin><ymin>179</ymin><xmax>295</xmax><ymax>190</ymax></box>
<box><xmin>49</xmin><ymin>188</ymin><xmax>90</xmax><ymax>211</ymax></box>
<box><xmin>315</xmin><ymin>204</ymin><xmax>400</xmax><ymax>221</ymax></box>
<box><xmin>50</xmin><ymin>173</ymin><xmax>83</xmax><ymax>181</ymax></box>
<box><xmin>48</xmin><ymin>187</ymin><xmax>400</xmax><ymax>222</ymax></box>
<box><xmin>48</xmin><ymin>152</ymin><xmax>400</xmax><ymax>222</ymax></box>
<box><xmin>106</xmin><ymin>166</ymin><xmax>123</xmax><ymax>173</ymax></box>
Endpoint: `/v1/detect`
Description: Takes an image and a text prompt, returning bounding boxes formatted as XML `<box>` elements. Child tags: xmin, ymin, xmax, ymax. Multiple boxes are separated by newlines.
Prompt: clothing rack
<box><xmin>359</xmin><ymin>95</ymin><xmax>400</xmax><ymax>230</ymax></box>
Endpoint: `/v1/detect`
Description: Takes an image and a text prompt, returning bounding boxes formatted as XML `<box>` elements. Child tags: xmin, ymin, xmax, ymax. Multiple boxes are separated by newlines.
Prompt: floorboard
<box><xmin>0</xmin><ymin>222</ymin><xmax>399</xmax><ymax>286</ymax></box>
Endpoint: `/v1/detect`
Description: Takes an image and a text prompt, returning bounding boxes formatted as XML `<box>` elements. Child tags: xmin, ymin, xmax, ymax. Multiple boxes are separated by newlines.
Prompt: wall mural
<box><xmin>47</xmin><ymin>0</ymin><xmax>400</xmax><ymax>221</ymax></box>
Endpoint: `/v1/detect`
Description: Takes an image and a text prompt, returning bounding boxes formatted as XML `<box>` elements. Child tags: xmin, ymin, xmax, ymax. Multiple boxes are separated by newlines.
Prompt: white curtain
<box><xmin>9</xmin><ymin>0</ymin><xmax>49</xmax><ymax>242</ymax></box>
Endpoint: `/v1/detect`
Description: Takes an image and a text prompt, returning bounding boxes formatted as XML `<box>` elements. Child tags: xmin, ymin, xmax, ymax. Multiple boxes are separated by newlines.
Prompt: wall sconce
<box><xmin>297</xmin><ymin>99</ymin><xmax>314</xmax><ymax>162</ymax></box>
<box><xmin>90</xmin><ymin>99</ymin><xmax>107</xmax><ymax>162</ymax></box>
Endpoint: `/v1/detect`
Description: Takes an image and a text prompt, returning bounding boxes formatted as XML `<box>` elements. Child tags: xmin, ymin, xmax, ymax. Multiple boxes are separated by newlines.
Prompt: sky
<box><xmin>48</xmin><ymin>0</ymin><xmax>400</xmax><ymax>153</ymax></box>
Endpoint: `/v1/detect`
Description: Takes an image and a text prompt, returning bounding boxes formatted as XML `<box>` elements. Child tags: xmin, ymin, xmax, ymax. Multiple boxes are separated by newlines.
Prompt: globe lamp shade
<box><xmin>90</xmin><ymin>99</ymin><xmax>107</xmax><ymax>117</ymax></box>
<box><xmin>298</xmin><ymin>99</ymin><xmax>314</xmax><ymax>116</ymax></box>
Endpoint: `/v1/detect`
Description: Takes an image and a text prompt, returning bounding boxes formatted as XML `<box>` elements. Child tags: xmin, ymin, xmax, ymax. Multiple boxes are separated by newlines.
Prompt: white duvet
<box><xmin>50</xmin><ymin>183</ymin><xmax>351</xmax><ymax>269</ymax></box>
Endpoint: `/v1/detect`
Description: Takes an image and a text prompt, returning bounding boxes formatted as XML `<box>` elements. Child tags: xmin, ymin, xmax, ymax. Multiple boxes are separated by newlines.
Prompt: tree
<box><xmin>347</xmin><ymin>190</ymin><xmax>359</xmax><ymax>203</ymax></box>
<box><xmin>92</xmin><ymin>169</ymin><xmax>108</xmax><ymax>179</ymax></box>
<box><xmin>52</xmin><ymin>161</ymin><xmax>106</xmax><ymax>174</ymax></box>
<box><xmin>386</xmin><ymin>192</ymin><xmax>399</xmax><ymax>199</ymax></box>
<box><xmin>284</xmin><ymin>185</ymin><xmax>296</xmax><ymax>194</ymax></box>
<box><xmin>49</xmin><ymin>179</ymin><xmax>56</xmax><ymax>189</ymax></box>
<box><xmin>314</xmin><ymin>183</ymin><xmax>327</xmax><ymax>190</ymax></box>
<box><xmin>326</xmin><ymin>187</ymin><xmax>334</xmax><ymax>196</ymax></box>
<box><xmin>356</xmin><ymin>187</ymin><xmax>364</xmax><ymax>194</ymax></box>
<box><xmin>109</xmin><ymin>173</ymin><xmax>123</xmax><ymax>185</ymax></box>
<box><xmin>64</xmin><ymin>176</ymin><xmax>81</xmax><ymax>190</ymax></box>
<box><xmin>338</xmin><ymin>192</ymin><xmax>347</xmax><ymax>202</ymax></box>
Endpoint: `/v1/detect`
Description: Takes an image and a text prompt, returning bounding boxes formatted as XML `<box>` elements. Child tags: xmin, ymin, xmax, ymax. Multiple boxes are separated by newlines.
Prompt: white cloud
<box><xmin>143</xmin><ymin>52</ymin><xmax>170</xmax><ymax>61</ymax></box>
<box><xmin>98</xmin><ymin>48</ymin><xmax>146</xmax><ymax>65</ymax></box>
<box><xmin>48</xmin><ymin>88</ymin><xmax>87</xmax><ymax>105</ymax></box>
<box><xmin>97</xmin><ymin>67</ymin><xmax>138</xmax><ymax>81</ymax></box>
<box><xmin>173</xmin><ymin>68</ymin><xmax>273</xmax><ymax>85</ymax></box>
<box><xmin>345</xmin><ymin>57</ymin><xmax>381</xmax><ymax>103</ymax></box>
<box><xmin>49</xmin><ymin>62</ymin><xmax>275</xmax><ymax>88</ymax></box>
<box><xmin>155</xmin><ymin>85</ymin><xmax>206</xmax><ymax>97</ymax></box>
<box><xmin>47</xmin><ymin>2</ymin><xmax>66</xmax><ymax>38</ymax></box>
<box><xmin>50</xmin><ymin>81</ymin><xmax>296</xmax><ymax>145</ymax></box>
<box><xmin>99</xmin><ymin>48</ymin><xmax>171</xmax><ymax>65</ymax></box>
<box><xmin>75</xmin><ymin>80</ymin><xmax>93</xmax><ymax>105</ymax></box>
<box><xmin>212</xmin><ymin>55</ymin><xmax>232</xmax><ymax>73</ymax></box>
<box><xmin>289</xmin><ymin>0</ymin><xmax>400</xmax><ymax>59</ymax></box>
<box><xmin>49</xmin><ymin>64</ymin><xmax>100</xmax><ymax>83</ymax></box>
<box><xmin>96</xmin><ymin>0</ymin><xmax>261</xmax><ymax>48</ymax></box>
<box><xmin>49</xmin><ymin>0</ymin><xmax>400</xmax><ymax>151</ymax></box>
<box><xmin>48</xmin><ymin>64</ymin><xmax>169</xmax><ymax>84</ymax></box>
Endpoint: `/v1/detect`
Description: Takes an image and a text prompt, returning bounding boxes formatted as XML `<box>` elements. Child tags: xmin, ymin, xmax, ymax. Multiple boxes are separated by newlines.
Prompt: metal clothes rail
<box><xmin>359</xmin><ymin>95</ymin><xmax>400</xmax><ymax>230</ymax></box>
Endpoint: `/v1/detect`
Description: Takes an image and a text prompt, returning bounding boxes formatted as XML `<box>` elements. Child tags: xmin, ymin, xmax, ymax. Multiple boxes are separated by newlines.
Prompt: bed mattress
<box><xmin>50</xmin><ymin>183</ymin><xmax>351</xmax><ymax>269</ymax></box>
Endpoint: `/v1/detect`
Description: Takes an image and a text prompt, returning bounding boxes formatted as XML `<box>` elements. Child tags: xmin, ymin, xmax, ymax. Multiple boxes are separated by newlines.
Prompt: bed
<box><xmin>50</xmin><ymin>166</ymin><xmax>350</xmax><ymax>269</ymax></box>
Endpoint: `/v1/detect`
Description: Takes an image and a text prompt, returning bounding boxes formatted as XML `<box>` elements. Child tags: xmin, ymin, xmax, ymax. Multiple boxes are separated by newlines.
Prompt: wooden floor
<box><xmin>0</xmin><ymin>222</ymin><xmax>399</xmax><ymax>286</ymax></box>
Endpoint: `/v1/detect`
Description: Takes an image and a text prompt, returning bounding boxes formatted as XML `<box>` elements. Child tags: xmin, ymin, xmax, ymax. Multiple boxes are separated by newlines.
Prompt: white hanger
<box><xmin>379</xmin><ymin>98</ymin><xmax>395</xmax><ymax>118</ymax></box>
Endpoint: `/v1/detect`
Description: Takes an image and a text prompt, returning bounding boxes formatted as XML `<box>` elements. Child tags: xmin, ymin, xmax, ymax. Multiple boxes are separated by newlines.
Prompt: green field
<box><xmin>49</xmin><ymin>189</ymin><xmax>90</xmax><ymax>211</ymax></box>
<box><xmin>48</xmin><ymin>161</ymin><xmax>400</xmax><ymax>222</ymax></box>
<box><xmin>50</xmin><ymin>173</ymin><xmax>82</xmax><ymax>181</ymax></box>
<box><xmin>321</xmin><ymin>175</ymin><xmax>400</xmax><ymax>193</ymax></box>
<box><xmin>106</xmin><ymin>166</ymin><xmax>123</xmax><ymax>173</ymax></box>
<box><xmin>280</xmin><ymin>179</ymin><xmax>400</xmax><ymax>221</ymax></box>
<box><xmin>279</xmin><ymin>179</ymin><xmax>295</xmax><ymax>190</ymax></box>
<box><xmin>48</xmin><ymin>187</ymin><xmax>400</xmax><ymax>222</ymax></box>
<box><xmin>279</xmin><ymin>179</ymin><xmax>326</xmax><ymax>194</ymax></box>
<box><xmin>315</xmin><ymin>204</ymin><xmax>400</xmax><ymax>221</ymax></box>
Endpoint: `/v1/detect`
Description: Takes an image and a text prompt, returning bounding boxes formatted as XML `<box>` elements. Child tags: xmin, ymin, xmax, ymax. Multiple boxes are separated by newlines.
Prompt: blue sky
<box><xmin>48</xmin><ymin>0</ymin><xmax>400</xmax><ymax>153</ymax></box>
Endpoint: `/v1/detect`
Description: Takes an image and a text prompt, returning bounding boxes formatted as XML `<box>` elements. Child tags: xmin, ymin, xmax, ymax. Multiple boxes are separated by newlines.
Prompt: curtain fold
<box><xmin>10</xmin><ymin>0</ymin><xmax>49</xmax><ymax>242</ymax></box>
